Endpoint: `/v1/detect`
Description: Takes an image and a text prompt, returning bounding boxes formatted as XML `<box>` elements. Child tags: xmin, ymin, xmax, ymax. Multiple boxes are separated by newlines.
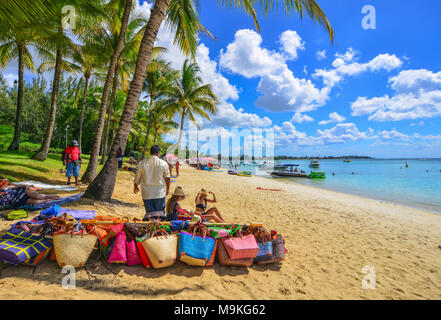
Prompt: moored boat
<box><xmin>309</xmin><ymin>159</ymin><xmax>320</xmax><ymax>168</ymax></box>
<box><xmin>271</xmin><ymin>164</ymin><xmax>308</xmax><ymax>178</ymax></box>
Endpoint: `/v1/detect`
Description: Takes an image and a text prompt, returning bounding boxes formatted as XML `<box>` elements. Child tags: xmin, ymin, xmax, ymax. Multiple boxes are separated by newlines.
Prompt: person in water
<box><xmin>195</xmin><ymin>189</ymin><xmax>225</xmax><ymax>223</ymax></box>
<box><xmin>0</xmin><ymin>178</ymin><xmax>60</xmax><ymax>209</ymax></box>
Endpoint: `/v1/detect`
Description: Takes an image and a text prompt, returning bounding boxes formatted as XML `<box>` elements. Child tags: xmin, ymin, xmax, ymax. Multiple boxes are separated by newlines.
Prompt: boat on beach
<box><xmin>271</xmin><ymin>164</ymin><xmax>308</xmax><ymax>178</ymax></box>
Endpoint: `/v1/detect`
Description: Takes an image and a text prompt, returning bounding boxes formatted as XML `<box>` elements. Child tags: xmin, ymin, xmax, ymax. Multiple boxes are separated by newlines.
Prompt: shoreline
<box><xmin>1</xmin><ymin>164</ymin><xmax>440</xmax><ymax>299</ymax></box>
<box><xmin>256</xmin><ymin>174</ymin><xmax>441</xmax><ymax>216</ymax></box>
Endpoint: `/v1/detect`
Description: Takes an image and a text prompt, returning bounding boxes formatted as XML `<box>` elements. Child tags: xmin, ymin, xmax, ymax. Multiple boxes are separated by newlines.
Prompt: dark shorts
<box><xmin>142</xmin><ymin>197</ymin><xmax>166</xmax><ymax>221</ymax></box>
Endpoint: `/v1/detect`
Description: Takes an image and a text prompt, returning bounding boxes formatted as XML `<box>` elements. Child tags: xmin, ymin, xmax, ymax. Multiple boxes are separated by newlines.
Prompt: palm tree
<box><xmin>152</xmin><ymin>109</ymin><xmax>178</xmax><ymax>145</ymax></box>
<box><xmin>0</xmin><ymin>26</ymin><xmax>36</xmax><ymax>150</ymax></box>
<box><xmin>161</xmin><ymin>60</ymin><xmax>218</xmax><ymax>155</ymax></box>
<box><xmin>97</xmin><ymin>14</ymin><xmax>150</xmax><ymax>165</ymax></box>
<box><xmin>81</xmin><ymin>0</ymin><xmax>135</xmax><ymax>182</ymax></box>
<box><xmin>71</xmin><ymin>45</ymin><xmax>101</xmax><ymax>152</ymax></box>
<box><xmin>140</xmin><ymin>63</ymin><xmax>175</xmax><ymax>160</ymax></box>
<box><xmin>85</xmin><ymin>0</ymin><xmax>334</xmax><ymax>200</ymax></box>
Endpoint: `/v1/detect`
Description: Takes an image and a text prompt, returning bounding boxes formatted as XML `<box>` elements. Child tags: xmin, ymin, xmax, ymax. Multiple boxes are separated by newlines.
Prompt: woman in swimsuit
<box><xmin>195</xmin><ymin>189</ymin><xmax>225</xmax><ymax>223</ymax></box>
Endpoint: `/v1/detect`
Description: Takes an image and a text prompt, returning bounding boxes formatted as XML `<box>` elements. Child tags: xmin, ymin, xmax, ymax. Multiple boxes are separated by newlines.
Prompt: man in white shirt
<box><xmin>134</xmin><ymin>145</ymin><xmax>171</xmax><ymax>220</ymax></box>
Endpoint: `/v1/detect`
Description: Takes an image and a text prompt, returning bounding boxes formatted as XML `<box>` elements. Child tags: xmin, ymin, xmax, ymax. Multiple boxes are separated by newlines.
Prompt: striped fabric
<box><xmin>0</xmin><ymin>228</ymin><xmax>53</xmax><ymax>264</ymax></box>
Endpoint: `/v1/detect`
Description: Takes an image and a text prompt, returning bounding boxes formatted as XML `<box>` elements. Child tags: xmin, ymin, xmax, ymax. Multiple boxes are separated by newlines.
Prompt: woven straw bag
<box><xmin>217</xmin><ymin>240</ymin><xmax>253</xmax><ymax>267</ymax></box>
<box><xmin>53</xmin><ymin>226</ymin><xmax>97</xmax><ymax>268</ymax></box>
<box><xmin>141</xmin><ymin>229</ymin><xmax>177</xmax><ymax>269</ymax></box>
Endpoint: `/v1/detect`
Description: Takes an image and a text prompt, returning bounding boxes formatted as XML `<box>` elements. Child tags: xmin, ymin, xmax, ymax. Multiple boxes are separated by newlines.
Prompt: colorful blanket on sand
<box><xmin>20</xmin><ymin>193</ymin><xmax>83</xmax><ymax>211</ymax></box>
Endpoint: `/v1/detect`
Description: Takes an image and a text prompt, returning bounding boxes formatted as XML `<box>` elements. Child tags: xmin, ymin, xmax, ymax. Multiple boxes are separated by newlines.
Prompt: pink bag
<box><xmin>108</xmin><ymin>231</ymin><xmax>127</xmax><ymax>264</ymax></box>
<box><xmin>126</xmin><ymin>232</ymin><xmax>141</xmax><ymax>266</ymax></box>
<box><xmin>221</xmin><ymin>233</ymin><xmax>259</xmax><ymax>260</ymax></box>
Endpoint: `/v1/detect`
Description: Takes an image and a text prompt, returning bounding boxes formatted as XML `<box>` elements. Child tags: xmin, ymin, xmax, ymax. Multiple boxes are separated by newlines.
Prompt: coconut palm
<box><xmin>0</xmin><ymin>26</ymin><xmax>36</xmax><ymax>150</ymax></box>
<box><xmin>152</xmin><ymin>110</ymin><xmax>178</xmax><ymax>145</ymax></box>
<box><xmin>85</xmin><ymin>0</ymin><xmax>334</xmax><ymax>200</ymax></box>
<box><xmin>140</xmin><ymin>63</ymin><xmax>176</xmax><ymax>160</ymax></box>
<box><xmin>160</xmin><ymin>60</ymin><xmax>218</xmax><ymax>155</ymax></box>
<box><xmin>80</xmin><ymin>0</ymin><xmax>135</xmax><ymax>182</ymax></box>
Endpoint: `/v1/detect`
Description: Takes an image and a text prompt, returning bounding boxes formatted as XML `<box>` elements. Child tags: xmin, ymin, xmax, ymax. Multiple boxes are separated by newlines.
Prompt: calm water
<box><xmin>224</xmin><ymin>159</ymin><xmax>441</xmax><ymax>213</ymax></box>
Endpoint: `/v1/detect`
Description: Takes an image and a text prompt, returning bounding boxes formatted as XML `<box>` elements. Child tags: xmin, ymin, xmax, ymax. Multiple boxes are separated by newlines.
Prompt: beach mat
<box><xmin>20</xmin><ymin>193</ymin><xmax>83</xmax><ymax>211</ymax></box>
<box><xmin>17</xmin><ymin>181</ymin><xmax>78</xmax><ymax>192</ymax></box>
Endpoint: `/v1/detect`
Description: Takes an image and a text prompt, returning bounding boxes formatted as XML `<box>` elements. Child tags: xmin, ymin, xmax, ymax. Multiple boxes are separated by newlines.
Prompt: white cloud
<box><xmin>378</xmin><ymin>128</ymin><xmax>410</xmax><ymax>141</ymax></box>
<box><xmin>279</xmin><ymin>30</ymin><xmax>305</xmax><ymax>60</ymax></box>
<box><xmin>316</xmin><ymin>50</ymin><xmax>327</xmax><ymax>61</ymax></box>
<box><xmin>207</xmin><ymin>102</ymin><xmax>272</xmax><ymax>129</ymax></box>
<box><xmin>255</xmin><ymin>65</ymin><xmax>330</xmax><ymax>113</ymax></box>
<box><xmin>351</xmin><ymin>69</ymin><xmax>441</xmax><ymax>121</ymax></box>
<box><xmin>316</xmin><ymin>123</ymin><xmax>376</xmax><ymax>144</ymax></box>
<box><xmin>318</xmin><ymin>112</ymin><xmax>346</xmax><ymax>125</ymax></box>
<box><xmin>219</xmin><ymin>29</ymin><xmax>286</xmax><ymax>78</ymax></box>
<box><xmin>291</xmin><ymin>112</ymin><xmax>314</xmax><ymax>124</ymax></box>
<box><xmin>313</xmin><ymin>48</ymin><xmax>402</xmax><ymax>88</ymax></box>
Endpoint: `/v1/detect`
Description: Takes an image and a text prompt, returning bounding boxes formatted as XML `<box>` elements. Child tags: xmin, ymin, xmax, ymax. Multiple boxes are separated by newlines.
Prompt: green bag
<box><xmin>6</xmin><ymin>209</ymin><xmax>28</xmax><ymax>221</ymax></box>
<box><xmin>208</xmin><ymin>226</ymin><xmax>241</xmax><ymax>239</ymax></box>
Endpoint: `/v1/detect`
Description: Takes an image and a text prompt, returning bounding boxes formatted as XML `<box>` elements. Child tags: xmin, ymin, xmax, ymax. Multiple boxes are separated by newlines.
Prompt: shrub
<box><xmin>130</xmin><ymin>151</ymin><xmax>141</xmax><ymax>160</ymax></box>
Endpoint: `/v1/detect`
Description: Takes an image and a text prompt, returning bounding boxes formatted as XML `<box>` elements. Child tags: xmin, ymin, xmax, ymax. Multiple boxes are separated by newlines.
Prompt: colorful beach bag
<box><xmin>0</xmin><ymin>228</ymin><xmax>52</xmax><ymax>265</ymax></box>
<box><xmin>126</xmin><ymin>231</ymin><xmax>141</xmax><ymax>266</ymax></box>
<box><xmin>141</xmin><ymin>228</ymin><xmax>177</xmax><ymax>269</ymax></box>
<box><xmin>252</xmin><ymin>227</ymin><xmax>273</xmax><ymax>264</ymax></box>
<box><xmin>217</xmin><ymin>240</ymin><xmax>253</xmax><ymax>267</ymax></box>
<box><xmin>136</xmin><ymin>236</ymin><xmax>152</xmax><ymax>268</ymax></box>
<box><xmin>221</xmin><ymin>232</ymin><xmax>259</xmax><ymax>260</ymax></box>
<box><xmin>5</xmin><ymin>209</ymin><xmax>28</xmax><ymax>221</ymax></box>
<box><xmin>178</xmin><ymin>223</ymin><xmax>216</xmax><ymax>267</ymax></box>
<box><xmin>53</xmin><ymin>223</ymin><xmax>97</xmax><ymax>268</ymax></box>
<box><xmin>208</xmin><ymin>225</ymin><xmax>241</xmax><ymax>239</ymax></box>
<box><xmin>108</xmin><ymin>231</ymin><xmax>127</xmax><ymax>264</ymax></box>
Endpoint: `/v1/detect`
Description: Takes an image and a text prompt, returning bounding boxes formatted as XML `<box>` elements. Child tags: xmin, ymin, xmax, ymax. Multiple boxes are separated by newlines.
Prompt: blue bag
<box><xmin>178</xmin><ymin>230</ymin><xmax>216</xmax><ymax>266</ymax></box>
<box><xmin>253</xmin><ymin>241</ymin><xmax>273</xmax><ymax>263</ymax></box>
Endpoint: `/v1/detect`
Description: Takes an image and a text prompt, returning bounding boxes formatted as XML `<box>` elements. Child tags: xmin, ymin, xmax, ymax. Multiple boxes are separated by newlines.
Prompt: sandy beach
<box><xmin>1</xmin><ymin>164</ymin><xmax>441</xmax><ymax>300</ymax></box>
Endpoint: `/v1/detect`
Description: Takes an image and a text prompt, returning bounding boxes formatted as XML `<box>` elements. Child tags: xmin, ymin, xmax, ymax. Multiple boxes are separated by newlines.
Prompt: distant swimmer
<box><xmin>332</xmin><ymin>172</ymin><xmax>335</xmax><ymax>176</ymax></box>
<box><xmin>352</xmin><ymin>172</ymin><xmax>355</xmax><ymax>175</ymax></box>
<box><xmin>405</xmin><ymin>161</ymin><xmax>408</xmax><ymax>168</ymax></box>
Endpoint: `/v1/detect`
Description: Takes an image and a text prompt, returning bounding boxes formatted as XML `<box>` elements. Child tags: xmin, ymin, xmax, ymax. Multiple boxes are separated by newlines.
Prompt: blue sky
<box><xmin>2</xmin><ymin>0</ymin><xmax>441</xmax><ymax>158</ymax></box>
<box><xmin>158</xmin><ymin>0</ymin><xmax>441</xmax><ymax>158</ymax></box>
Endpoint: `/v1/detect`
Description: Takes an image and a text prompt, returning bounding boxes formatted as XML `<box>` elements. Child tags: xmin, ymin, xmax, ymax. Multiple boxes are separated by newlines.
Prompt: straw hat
<box><xmin>172</xmin><ymin>186</ymin><xmax>186</xmax><ymax>197</ymax></box>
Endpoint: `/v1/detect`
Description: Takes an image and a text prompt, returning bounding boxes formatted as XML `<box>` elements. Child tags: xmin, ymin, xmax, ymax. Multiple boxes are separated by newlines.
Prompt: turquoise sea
<box><xmin>226</xmin><ymin>159</ymin><xmax>441</xmax><ymax>213</ymax></box>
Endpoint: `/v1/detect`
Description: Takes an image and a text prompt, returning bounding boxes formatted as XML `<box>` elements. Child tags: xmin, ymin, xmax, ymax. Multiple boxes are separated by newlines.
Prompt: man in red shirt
<box><xmin>62</xmin><ymin>140</ymin><xmax>82</xmax><ymax>185</ymax></box>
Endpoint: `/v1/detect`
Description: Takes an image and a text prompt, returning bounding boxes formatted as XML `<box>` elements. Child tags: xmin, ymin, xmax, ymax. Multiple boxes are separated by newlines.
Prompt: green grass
<box><xmin>0</xmin><ymin>150</ymin><xmax>103</xmax><ymax>183</ymax></box>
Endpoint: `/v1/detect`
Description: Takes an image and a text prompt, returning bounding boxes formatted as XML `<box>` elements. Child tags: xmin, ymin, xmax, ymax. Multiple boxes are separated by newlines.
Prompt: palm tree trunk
<box><xmin>84</xmin><ymin>0</ymin><xmax>171</xmax><ymax>200</ymax></box>
<box><xmin>140</xmin><ymin>97</ymin><xmax>154</xmax><ymax>160</ymax></box>
<box><xmin>81</xmin><ymin>0</ymin><xmax>132</xmax><ymax>183</ymax></box>
<box><xmin>153</xmin><ymin>127</ymin><xmax>159</xmax><ymax>145</ymax></box>
<box><xmin>32</xmin><ymin>48</ymin><xmax>62</xmax><ymax>161</ymax></box>
<box><xmin>8</xmin><ymin>43</ymin><xmax>25</xmax><ymax>151</ymax></box>
<box><xmin>101</xmin><ymin>64</ymin><xmax>119</xmax><ymax>164</ymax></box>
<box><xmin>168</xmin><ymin>109</ymin><xmax>186</xmax><ymax>155</ymax></box>
<box><xmin>78</xmin><ymin>74</ymin><xmax>90</xmax><ymax>153</ymax></box>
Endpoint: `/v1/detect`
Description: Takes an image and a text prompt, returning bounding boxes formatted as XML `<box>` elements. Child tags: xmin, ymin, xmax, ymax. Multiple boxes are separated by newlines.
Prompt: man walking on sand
<box><xmin>134</xmin><ymin>145</ymin><xmax>170</xmax><ymax>221</ymax></box>
<box><xmin>62</xmin><ymin>140</ymin><xmax>82</xmax><ymax>185</ymax></box>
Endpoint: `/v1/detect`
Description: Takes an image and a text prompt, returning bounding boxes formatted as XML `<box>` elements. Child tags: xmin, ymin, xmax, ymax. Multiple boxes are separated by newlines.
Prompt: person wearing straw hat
<box><xmin>165</xmin><ymin>186</ymin><xmax>187</xmax><ymax>221</ymax></box>
<box><xmin>134</xmin><ymin>145</ymin><xmax>170</xmax><ymax>221</ymax></box>
<box><xmin>195</xmin><ymin>189</ymin><xmax>225</xmax><ymax>223</ymax></box>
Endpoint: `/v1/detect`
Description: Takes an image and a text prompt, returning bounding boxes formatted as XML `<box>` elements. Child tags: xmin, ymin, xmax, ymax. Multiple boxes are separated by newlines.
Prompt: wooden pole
<box><xmin>76</xmin><ymin>220</ymin><xmax>262</xmax><ymax>228</ymax></box>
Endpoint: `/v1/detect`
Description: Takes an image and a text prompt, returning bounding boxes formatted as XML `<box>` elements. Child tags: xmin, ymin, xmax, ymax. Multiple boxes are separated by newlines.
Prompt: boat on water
<box><xmin>309</xmin><ymin>159</ymin><xmax>320</xmax><ymax>168</ymax></box>
<box><xmin>343</xmin><ymin>159</ymin><xmax>351</xmax><ymax>163</ymax></box>
<box><xmin>271</xmin><ymin>164</ymin><xmax>308</xmax><ymax>178</ymax></box>
<box><xmin>308</xmin><ymin>171</ymin><xmax>326</xmax><ymax>179</ymax></box>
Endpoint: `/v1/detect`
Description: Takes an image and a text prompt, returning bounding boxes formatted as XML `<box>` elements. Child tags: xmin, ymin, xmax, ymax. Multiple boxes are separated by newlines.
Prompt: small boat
<box><xmin>271</xmin><ymin>164</ymin><xmax>308</xmax><ymax>178</ymax></box>
<box><xmin>227</xmin><ymin>170</ymin><xmax>237</xmax><ymax>175</ymax></box>
<box><xmin>308</xmin><ymin>171</ymin><xmax>326</xmax><ymax>179</ymax></box>
<box><xmin>343</xmin><ymin>159</ymin><xmax>351</xmax><ymax>163</ymax></box>
<box><xmin>309</xmin><ymin>159</ymin><xmax>320</xmax><ymax>168</ymax></box>
<box><xmin>237</xmin><ymin>171</ymin><xmax>252</xmax><ymax>177</ymax></box>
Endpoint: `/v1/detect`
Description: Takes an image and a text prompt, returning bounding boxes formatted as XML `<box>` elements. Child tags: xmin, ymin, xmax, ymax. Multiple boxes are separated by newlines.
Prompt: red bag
<box><xmin>136</xmin><ymin>240</ymin><xmax>152</xmax><ymax>268</ymax></box>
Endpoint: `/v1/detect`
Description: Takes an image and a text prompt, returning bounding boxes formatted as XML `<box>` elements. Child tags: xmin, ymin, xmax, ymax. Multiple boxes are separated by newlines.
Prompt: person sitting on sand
<box><xmin>0</xmin><ymin>178</ymin><xmax>60</xmax><ymax>209</ymax></box>
<box><xmin>195</xmin><ymin>189</ymin><xmax>225</xmax><ymax>223</ymax></box>
<box><xmin>165</xmin><ymin>186</ymin><xmax>187</xmax><ymax>221</ymax></box>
